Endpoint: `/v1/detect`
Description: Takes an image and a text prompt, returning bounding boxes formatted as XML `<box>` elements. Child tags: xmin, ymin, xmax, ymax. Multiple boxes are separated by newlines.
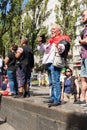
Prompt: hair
<box><xmin>10</xmin><ymin>43</ymin><xmax>18</xmax><ymax>51</ymax></box>
<box><xmin>81</xmin><ymin>9</ymin><xmax>87</xmax><ymax>15</ymax></box>
<box><xmin>51</xmin><ymin>23</ymin><xmax>62</xmax><ymax>31</ymax></box>
<box><xmin>21</xmin><ymin>38</ymin><xmax>28</xmax><ymax>45</ymax></box>
<box><xmin>40</xmin><ymin>34</ymin><xmax>46</xmax><ymax>43</ymax></box>
<box><xmin>65</xmin><ymin>67</ymin><xmax>73</xmax><ymax>76</ymax></box>
<box><xmin>0</xmin><ymin>55</ymin><xmax>2</xmax><ymax>58</ymax></box>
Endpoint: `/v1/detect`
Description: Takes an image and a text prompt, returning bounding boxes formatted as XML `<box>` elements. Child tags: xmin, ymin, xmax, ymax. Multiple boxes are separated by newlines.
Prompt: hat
<box><xmin>61</xmin><ymin>68</ymin><xmax>66</xmax><ymax>73</ymax></box>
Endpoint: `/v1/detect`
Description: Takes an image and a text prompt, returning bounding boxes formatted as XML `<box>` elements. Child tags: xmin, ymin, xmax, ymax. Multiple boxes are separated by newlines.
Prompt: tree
<box><xmin>55</xmin><ymin>0</ymin><xmax>87</xmax><ymax>44</ymax></box>
<box><xmin>22</xmin><ymin>0</ymin><xmax>50</xmax><ymax>51</ymax></box>
<box><xmin>55</xmin><ymin>0</ymin><xmax>87</xmax><ymax>63</ymax></box>
<box><xmin>0</xmin><ymin>0</ymin><xmax>24</xmax><ymax>55</ymax></box>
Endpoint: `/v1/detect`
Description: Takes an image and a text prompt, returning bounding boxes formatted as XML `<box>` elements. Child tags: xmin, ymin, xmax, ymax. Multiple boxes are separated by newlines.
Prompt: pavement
<box><xmin>0</xmin><ymin>117</ymin><xmax>16</xmax><ymax>130</ymax></box>
<box><xmin>22</xmin><ymin>85</ymin><xmax>87</xmax><ymax>114</ymax></box>
<box><xmin>0</xmin><ymin>85</ymin><xmax>87</xmax><ymax>130</ymax></box>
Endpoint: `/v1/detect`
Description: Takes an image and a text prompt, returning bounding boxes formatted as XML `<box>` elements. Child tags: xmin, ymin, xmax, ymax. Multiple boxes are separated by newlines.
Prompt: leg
<box><xmin>7</xmin><ymin>70</ymin><xmax>15</xmax><ymax>94</ymax></box>
<box><xmin>81</xmin><ymin>77</ymin><xmax>87</xmax><ymax>100</ymax></box>
<box><xmin>80</xmin><ymin>59</ymin><xmax>87</xmax><ymax>101</ymax></box>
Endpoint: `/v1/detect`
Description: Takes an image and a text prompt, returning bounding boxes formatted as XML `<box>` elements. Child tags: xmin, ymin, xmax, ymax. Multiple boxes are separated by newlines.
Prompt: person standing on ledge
<box><xmin>37</xmin><ymin>23</ymin><xmax>70</xmax><ymax>107</ymax></box>
<box><xmin>75</xmin><ymin>9</ymin><xmax>87</xmax><ymax>106</ymax></box>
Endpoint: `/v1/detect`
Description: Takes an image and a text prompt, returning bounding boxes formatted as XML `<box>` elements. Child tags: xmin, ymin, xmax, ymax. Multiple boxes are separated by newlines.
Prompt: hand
<box><xmin>79</xmin><ymin>37</ymin><xmax>83</xmax><ymax>44</ymax></box>
<box><xmin>61</xmin><ymin>93</ymin><xmax>64</xmax><ymax>101</ymax></box>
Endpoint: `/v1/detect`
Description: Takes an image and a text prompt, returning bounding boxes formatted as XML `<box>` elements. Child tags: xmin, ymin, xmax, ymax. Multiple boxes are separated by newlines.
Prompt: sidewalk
<box><xmin>24</xmin><ymin>86</ymin><xmax>87</xmax><ymax>114</ymax></box>
<box><xmin>0</xmin><ymin>86</ymin><xmax>87</xmax><ymax>130</ymax></box>
<box><xmin>0</xmin><ymin>117</ymin><xmax>16</xmax><ymax>130</ymax></box>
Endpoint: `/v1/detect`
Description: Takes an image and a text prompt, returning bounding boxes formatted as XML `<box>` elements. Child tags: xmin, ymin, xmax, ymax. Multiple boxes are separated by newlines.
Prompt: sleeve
<box><xmin>37</xmin><ymin>44</ymin><xmax>45</xmax><ymax>53</ymax></box>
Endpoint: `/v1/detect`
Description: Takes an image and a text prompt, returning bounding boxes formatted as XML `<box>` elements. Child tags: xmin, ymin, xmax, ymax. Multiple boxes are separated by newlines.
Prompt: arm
<box><xmin>79</xmin><ymin>36</ymin><xmax>87</xmax><ymax>44</ymax></box>
<box><xmin>15</xmin><ymin>47</ymin><xmax>23</xmax><ymax>59</ymax></box>
<box><xmin>61</xmin><ymin>81</ymin><xmax>64</xmax><ymax>100</ymax></box>
<box><xmin>4</xmin><ymin>56</ymin><xmax>9</xmax><ymax>65</ymax></box>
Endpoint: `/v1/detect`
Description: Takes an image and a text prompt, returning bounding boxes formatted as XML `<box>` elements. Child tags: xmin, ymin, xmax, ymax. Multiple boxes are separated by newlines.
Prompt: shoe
<box><xmin>83</xmin><ymin>104</ymin><xmax>87</xmax><ymax>107</ymax></box>
<box><xmin>8</xmin><ymin>93</ymin><xmax>14</xmax><ymax>96</ymax></box>
<box><xmin>74</xmin><ymin>100</ymin><xmax>86</xmax><ymax>104</ymax></box>
<box><xmin>13</xmin><ymin>94</ymin><xmax>23</xmax><ymax>98</ymax></box>
<box><xmin>48</xmin><ymin>102</ymin><xmax>61</xmax><ymax>108</ymax></box>
<box><xmin>43</xmin><ymin>100</ymin><xmax>54</xmax><ymax>103</ymax></box>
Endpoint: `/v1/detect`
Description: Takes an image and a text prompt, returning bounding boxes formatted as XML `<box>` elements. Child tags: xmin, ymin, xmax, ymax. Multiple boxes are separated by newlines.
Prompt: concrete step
<box><xmin>0</xmin><ymin>87</ymin><xmax>87</xmax><ymax>130</ymax></box>
<box><xmin>0</xmin><ymin>117</ymin><xmax>16</xmax><ymax>130</ymax></box>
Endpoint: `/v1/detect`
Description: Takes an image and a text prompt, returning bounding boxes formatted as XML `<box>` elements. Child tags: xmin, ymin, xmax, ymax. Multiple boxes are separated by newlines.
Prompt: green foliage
<box><xmin>22</xmin><ymin>0</ymin><xmax>50</xmax><ymax>51</ymax></box>
<box><xmin>0</xmin><ymin>0</ymin><xmax>24</xmax><ymax>54</ymax></box>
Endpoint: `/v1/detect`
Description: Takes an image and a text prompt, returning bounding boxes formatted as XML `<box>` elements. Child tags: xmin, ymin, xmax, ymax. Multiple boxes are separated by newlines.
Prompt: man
<box><xmin>75</xmin><ymin>9</ymin><xmax>87</xmax><ymax>105</ymax></box>
<box><xmin>37</xmin><ymin>23</ymin><xmax>70</xmax><ymax>107</ymax></box>
<box><xmin>15</xmin><ymin>38</ymin><xmax>34</xmax><ymax>98</ymax></box>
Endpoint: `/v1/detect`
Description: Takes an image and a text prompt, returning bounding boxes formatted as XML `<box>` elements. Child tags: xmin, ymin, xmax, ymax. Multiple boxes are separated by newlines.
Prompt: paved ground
<box><xmin>0</xmin><ymin>85</ymin><xmax>87</xmax><ymax>129</ymax></box>
<box><xmin>0</xmin><ymin>117</ymin><xmax>16</xmax><ymax>130</ymax></box>
<box><xmin>21</xmin><ymin>86</ymin><xmax>87</xmax><ymax>114</ymax></box>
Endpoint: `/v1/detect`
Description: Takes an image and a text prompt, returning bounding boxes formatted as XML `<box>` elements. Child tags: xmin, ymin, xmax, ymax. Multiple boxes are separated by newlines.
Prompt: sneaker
<box><xmin>43</xmin><ymin>100</ymin><xmax>54</xmax><ymax>103</ymax></box>
<box><xmin>48</xmin><ymin>102</ymin><xmax>61</xmax><ymax>108</ymax></box>
<box><xmin>74</xmin><ymin>100</ymin><xmax>86</xmax><ymax>104</ymax></box>
<box><xmin>83</xmin><ymin>104</ymin><xmax>87</xmax><ymax>107</ymax></box>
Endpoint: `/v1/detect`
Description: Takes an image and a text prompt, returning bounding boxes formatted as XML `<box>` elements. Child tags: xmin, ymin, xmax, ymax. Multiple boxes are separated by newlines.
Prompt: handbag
<box><xmin>53</xmin><ymin>46</ymin><xmax>65</xmax><ymax>68</ymax></box>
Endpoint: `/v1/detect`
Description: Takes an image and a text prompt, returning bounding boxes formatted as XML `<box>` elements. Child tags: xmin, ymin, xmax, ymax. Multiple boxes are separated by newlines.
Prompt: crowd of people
<box><xmin>0</xmin><ymin>9</ymin><xmax>87</xmax><ymax>109</ymax></box>
<box><xmin>0</xmin><ymin>38</ymin><xmax>33</xmax><ymax>98</ymax></box>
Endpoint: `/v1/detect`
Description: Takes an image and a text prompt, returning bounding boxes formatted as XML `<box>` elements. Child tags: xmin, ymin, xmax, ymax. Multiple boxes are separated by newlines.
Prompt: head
<box><xmin>21</xmin><ymin>38</ymin><xmax>28</xmax><ymax>46</ymax></box>
<box><xmin>10</xmin><ymin>43</ymin><xmax>18</xmax><ymax>52</ymax></box>
<box><xmin>37</xmin><ymin>34</ymin><xmax>46</xmax><ymax>44</ymax></box>
<box><xmin>51</xmin><ymin>23</ymin><xmax>62</xmax><ymax>37</ymax></box>
<box><xmin>65</xmin><ymin>67</ymin><xmax>73</xmax><ymax>77</ymax></box>
<box><xmin>81</xmin><ymin>9</ymin><xmax>87</xmax><ymax>25</ymax></box>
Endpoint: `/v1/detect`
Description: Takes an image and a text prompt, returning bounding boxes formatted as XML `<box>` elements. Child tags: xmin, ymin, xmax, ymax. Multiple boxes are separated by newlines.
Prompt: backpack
<box><xmin>59</xmin><ymin>39</ymin><xmax>70</xmax><ymax>61</ymax></box>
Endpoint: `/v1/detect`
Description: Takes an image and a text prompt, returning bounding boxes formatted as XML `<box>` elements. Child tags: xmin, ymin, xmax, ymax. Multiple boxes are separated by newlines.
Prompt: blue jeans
<box><xmin>7</xmin><ymin>70</ymin><xmax>18</xmax><ymax>94</ymax></box>
<box><xmin>47</xmin><ymin>64</ymin><xmax>61</xmax><ymax>103</ymax></box>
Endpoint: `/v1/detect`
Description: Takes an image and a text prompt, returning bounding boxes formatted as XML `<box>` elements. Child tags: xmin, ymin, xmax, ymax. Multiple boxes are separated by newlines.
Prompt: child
<box><xmin>0</xmin><ymin>75</ymin><xmax>10</xmax><ymax>96</ymax></box>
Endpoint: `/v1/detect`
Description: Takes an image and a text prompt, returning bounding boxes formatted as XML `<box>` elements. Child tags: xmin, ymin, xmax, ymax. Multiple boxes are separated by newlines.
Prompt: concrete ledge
<box><xmin>0</xmin><ymin>96</ymin><xmax>87</xmax><ymax>130</ymax></box>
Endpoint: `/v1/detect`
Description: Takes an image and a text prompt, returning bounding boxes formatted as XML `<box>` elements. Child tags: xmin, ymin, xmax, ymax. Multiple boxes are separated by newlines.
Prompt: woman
<box><xmin>61</xmin><ymin>67</ymin><xmax>80</xmax><ymax>103</ymax></box>
<box><xmin>4</xmin><ymin>44</ymin><xmax>18</xmax><ymax>96</ymax></box>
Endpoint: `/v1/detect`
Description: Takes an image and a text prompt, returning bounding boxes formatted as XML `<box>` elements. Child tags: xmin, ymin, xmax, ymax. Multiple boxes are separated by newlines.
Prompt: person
<box><xmin>75</xmin><ymin>9</ymin><xmax>87</xmax><ymax>105</ymax></box>
<box><xmin>61</xmin><ymin>68</ymin><xmax>80</xmax><ymax>103</ymax></box>
<box><xmin>37</xmin><ymin>71</ymin><xmax>42</xmax><ymax>87</ymax></box>
<box><xmin>37</xmin><ymin>23</ymin><xmax>70</xmax><ymax>107</ymax></box>
<box><xmin>4</xmin><ymin>44</ymin><xmax>18</xmax><ymax>96</ymax></box>
<box><xmin>15</xmin><ymin>38</ymin><xmax>33</xmax><ymax>98</ymax></box>
<box><xmin>44</xmin><ymin>70</ymin><xmax>49</xmax><ymax>87</ymax></box>
<box><xmin>0</xmin><ymin>55</ymin><xmax>3</xmax><ymax>89</ymax></box>
<box><xmin>0</xmin><ymin>75</ymin><xmax>10</xmax><ymax>96</ymax></box>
